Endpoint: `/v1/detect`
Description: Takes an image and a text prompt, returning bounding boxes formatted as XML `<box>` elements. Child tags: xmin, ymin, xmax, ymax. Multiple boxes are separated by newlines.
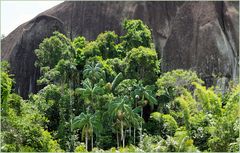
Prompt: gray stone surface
<box><xmin>1</xmin><ymin>1</ymin><xmax>239</xmax><ymax>98</ymax></box>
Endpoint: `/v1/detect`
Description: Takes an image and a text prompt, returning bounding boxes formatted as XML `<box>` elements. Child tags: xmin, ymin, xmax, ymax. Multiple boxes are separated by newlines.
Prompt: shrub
<box><xmin>74</xmin><ymin>143</ymin><xmax>86</xmax><ymax>152</ymax></box>
<box><xmin>156</xmin><ymin>70</ymin><xmax>203</xmax><ymax>100</ymax></box>
<box><xmin>150</xmin><ymin>112</ymin><xmax>178</xmax><ymax>138</ymax></box>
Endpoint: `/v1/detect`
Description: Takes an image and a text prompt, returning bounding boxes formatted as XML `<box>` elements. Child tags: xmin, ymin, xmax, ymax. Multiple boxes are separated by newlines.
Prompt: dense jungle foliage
<box><xmin>1</xmin><ymin>19</ymin><xmax>239</xmax><ymax>152</ymax></box>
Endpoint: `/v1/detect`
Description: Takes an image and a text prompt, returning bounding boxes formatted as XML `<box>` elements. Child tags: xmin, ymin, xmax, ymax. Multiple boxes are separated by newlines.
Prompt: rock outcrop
<box><xmin>1</xmin><ymin>1</ymin><xmax>239</xmax><ymax>98</ymax></box>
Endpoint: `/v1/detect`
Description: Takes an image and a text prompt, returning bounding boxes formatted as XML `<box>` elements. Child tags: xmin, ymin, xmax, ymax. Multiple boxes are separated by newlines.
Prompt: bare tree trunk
<box><xmin>69</xmin><ymin>79</ymin><xmax>74</xmax><ymax>152</ymax></box>
<box><xmin>129</xmin><ymin>127</ymin><xmax>131</xmax><ymax>136</ymax></box>
<box><xmin>140</xmin><ymin>107</ymin><xmax>143</xmax><ymax>143</ymax></box>
<box><xmin>134</xmin><ymin>127</ymin><xmax>136</xmax><ymax>145</ymax></box>
<box><xmin>117</xmin><ymin>131</ymin><xmax>119</xmax><ymax>149</ymax></box>
<box><xmin>121</xmin><ymin>121</ymin><xmax>124</xmax><ymax>147</ymax></box>
<box><xmin>123</xmin><ymin>129</ymin><xmax>125</xmax><ymax>148</ymax></box>
<box><xmin>91</xmin><ymin>132</ymin><xmax>93</xmax><ymax>150</ymax></box>
<box><xmin>134</xmin><ymin>101</ymin><xmax>137</xmax><ymax>145</ymax></box>
<box><xmin>85</xmin><ymin>130</ymin><xmax>88</xmax><ymax>151</ymax></box>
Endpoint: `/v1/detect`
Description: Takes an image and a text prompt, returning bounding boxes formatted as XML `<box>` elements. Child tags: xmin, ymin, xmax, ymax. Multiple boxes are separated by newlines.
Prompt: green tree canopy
<box><xmin>1</xmin><ymin>62</ymin><xmax>12</xmax><ymax>115</ymax></box>
<box><xmin>35</xmin><ymin>31</ymin><xmax>74</xmax><ymax>69</ymax></box>
<box><xmin>95</xmin><ymin>31</ymin><xmax>119</xmax><ymax>59</ymax></box>
<box><xmin>125</xmin><ymin>46</ymin><xmax>160</xmax><ymax>84</ymax></box>
<box><xmin>121</xmin><ymin>19</ymin><xmax>153</xmax><ymax>51</ymax></box>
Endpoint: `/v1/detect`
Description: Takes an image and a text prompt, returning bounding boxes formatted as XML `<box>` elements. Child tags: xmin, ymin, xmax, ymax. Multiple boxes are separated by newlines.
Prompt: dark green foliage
<box><xmin>125</xmin><ymin>46</ymin><xmax>160</xmax><ymax>84</ymax></box>
<box><xmin>106</xmin><ymin>58</ymin><xmax>125</xmax><ymax>75</ymax></box>
<box><xmin>30</xmin><ymin>84</ymin><xmax>75</xmax><ymax>151</ymax></box>
<box><xmin>107</xmin><ymin>96</ymin><xmax>143</xmax><ymax>148</ymax></box>
<box><xmin>121</xmin><ymin>19</ymin><xmax>153</xmax><ymax>51</ymax></box>
<box><xmin>35</xmin><ymin>31</ymin><xmax>73</xmax><ymax>69</ymax></box>
<box><xmin>2</xmin><ymin>19</ymin><xmax>239</xmax><ymax>152</ymax></box>
<box><xmin>83</xmin><ymin>61</ymin><xmax>106</xmax><ymax>83</ymax></box>
<box><xmin>1</xmin><ymin>62</ymin><xmax>12</xmax><ymax>116</ymax></box>
<box><xmin>132</xmin><ymin>82</ymin><xmax>157</xmax><ymax>109</ymax></box>
<box><xmin>95</xmin><ymin>31</ymin><xmax>119</xmax><ymax>59</ymax></box>
<box><xmin>87</xmin><ymin>56</ymin><xmax>116</xmax><ymax>82</ymax></box>
<box><xmin>73</xmin><ymin>36</ymin><xmax>88</xmax><ymax>69</ymax></box>
<box><xmin>75</xmin><ymin>31</ymin><xmax>119</xmax><ymax>64</ymax></box>
<box><xmin>35</xmin><ymin>31</ymin><xmax>77</xmax><ymax>85</ymax></box>
<box><xmin>115</xmin><ymin>79</ymin><xmax>137</xmax><ymax>96</ymax></box>
<box><xmin>76</xmin><ymin>78</ymin><xmax>105</xmax><ymax>110</ymax></box>
<box><xmin>1</xmin><ymin>71</ymin><xmax>62</xmax><ymax>152</ymax></box>
<box><xmin>73</xmin><ymin>110</ymin><xmax>102</xmax><ymax>150</ymax></box>
<box><xmin>110</xmin><ymin>72</ymin><xmax>124</xmax><ymax>93</ymax></box>
<box><xmin>30</xmin><ymin>84</ymin><xmax>61</xmax><ymax>131</ymax></box>
<box><xmin>81</xmin><ymin>41</ymin><xmax>101</xmax><ymax>61</ymax></box>
<box><xmin>73</xmin><ymin>36</ymin><xmax>87</xmax><ymax>50</ymax></box>
<box><xmin>150</xmin><ymin>112</ymin><xmax>178</xmax><ymax>138</ymax></box>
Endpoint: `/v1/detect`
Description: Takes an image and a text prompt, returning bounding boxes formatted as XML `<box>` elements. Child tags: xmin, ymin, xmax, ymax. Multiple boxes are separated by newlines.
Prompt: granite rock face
<box><xmin>1</xmin><ymin>1</ymin><xmax>239</xmax><ymax>98</ymax></box>
<box><xmin>162</xmin><ymin>1</ymin><xmax>239</xmax><ymax>86</ymax></box>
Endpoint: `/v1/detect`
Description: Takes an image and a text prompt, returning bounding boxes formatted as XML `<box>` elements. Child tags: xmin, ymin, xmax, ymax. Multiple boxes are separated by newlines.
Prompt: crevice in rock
<box><xmin>220</xmin><ymin>2</ymin><xmax>226</xmax><ymax>33</ymax></box>
<box><xmin>220</xmin><ymin>2</ymin><xmax>235</xmax><ymax>57</ymax></box>
<box><xmin>70</xmin><ymin>2</ymin><xmax>74</xmax><ymax>40</ymax></box>
<box><xmin>165</xmin><ymin>2</ymin><xmax>170</xmax><ymax>25</ymax></box>
<box><xmin>219</xmin><ymin>2</ymin><xmax>238</xmax><ymax>81</ymax></box>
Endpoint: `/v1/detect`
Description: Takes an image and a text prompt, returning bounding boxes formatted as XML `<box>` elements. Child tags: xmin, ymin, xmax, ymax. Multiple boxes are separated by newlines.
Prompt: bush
<box><xmin>1</xmin><ymin>144</ymin><xmax>16</xmax><ymax>152</ymax></box>
<box><xmin>161</xmin><ymin>114</ymin><xmax>178</xmax><ymax>137</ymax></box>
<box><xmin>150</xmin><ymin>112</ymin><xmax>178</xmax><ymax>138</ymax></box>
<box><xmin>139</xmin><ymin>129</ymin><xmax>197</xmax><ymax>152</ymax></box>
<box><xmin>74</xmin><ymin>143</ymin><xmax>86</xmax><ymax>152</ymax></box>
<box><xmin>156</xmin><ymin>70</ymin><xmax>203</xmax><ymax>100</ymax></box>
<box><xmin>118</xmin><ymin>145</ymin><xmax>141</xmax><ymax>152</ymax></box>
<box><xmin>139</xmin><ymin>134</ymin><xmax>165</xmax><ymax>152</ymax></box>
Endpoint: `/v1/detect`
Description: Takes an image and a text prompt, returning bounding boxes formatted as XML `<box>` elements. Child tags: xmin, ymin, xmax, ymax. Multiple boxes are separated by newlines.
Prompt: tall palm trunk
<box><xmin>117</xmin><ymin>131</ymin><xmax>119</xmax><ymax>149</ymax></box>
<box><xmin>140</xmin><ymin>95</ymin><xmax>145</xmax><ymax>143</ymax></box>
<box><xmin>129</xmin><ymin>127</ymin><xmax>131</xmax><ymax>136</ymax></box>
<box><xmin>91</xmin><ymin>132</ymin><xmax>93</xmax><ymax>150</ymax></box>
<box><xmin>140</xmin><ymin>107</ymin><xmax>143</xmax><ymax>143</ymax></box>
<box><xmin>133</xmin><ymin>127</ymin><xmax>136</xmax><ymax>145</ymax></box>
<box><xmin>121</xmin><ymin>120</ymin><xmax>124</xmax><ymax>147</ymax></box>
<box><xmin>123</xmin><ymin>130</ymin><xmax>125</xmax><ymax>148</ymax></box>
<box><xmin>85</xmin><ymin>130</ymin><xmax>88</xmax><ymax>151</ymax></box>
<box><xmin>69</xmin><ymin>78</ymin><xmax>74</xmax><ymax>152</ymax></box>
<box><xmin>134</xmin><ymin>101</ymin><xmax>137</xmax><ymax>145</ymax></box>
<box><xmin>59</xmin><ymin>74</ymin><xmax>67</xmax><ymax>149</ymax></box>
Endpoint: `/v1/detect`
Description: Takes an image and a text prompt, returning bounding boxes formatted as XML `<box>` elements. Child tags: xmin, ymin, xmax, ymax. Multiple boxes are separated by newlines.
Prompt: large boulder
<box><xmin>162</xmin><ymin>1</ymin><xmax>239</xmax><ymax>86</ymax></box>
<box><xmin>1</xmin><ymin>1</ymin><xmax>239</xmax><ymax>98</ymax></box>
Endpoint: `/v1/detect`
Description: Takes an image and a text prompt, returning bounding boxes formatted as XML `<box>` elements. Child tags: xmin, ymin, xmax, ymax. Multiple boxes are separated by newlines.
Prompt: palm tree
<box><xmin>76</xmin><ymin>78</ymin><xmax>104</xmax><ymax>109</ymax></box>
<box><xmin>53</xmin><ymin>59</ymin><xmax>77</xmax><ymax>151</ymax></box>
<box><xmin>105</xmin><ymin>72</ymin><xmax>124</xmax><ymax>94</ymax></box>
<box><xmin>73</xmin><ymin>110</ymin><xmax>101</xmax><ymax>150</ymax></box>
<box><xmin>129</xmin><ymin>106</ymin><xmax>142</xmax><ymax>145</ymax></box>
<box><xmin>132</xmin><ymin>82</ymin><xmax>157</xmax><ymax>142</ymax></box>
<box><xmin>83</xmin><ymin>62</ymin><xmax>105</xmax><ymax>84</ymax></box>
<box><xmin>110</xmin><ymin>72</ymin><xmax>124</xmax><ymax>93</ymax></box>
<box><xmin>107</xmin><ymin>96</ymin><xmax>142</xmax><ymax>148</ymax></box>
